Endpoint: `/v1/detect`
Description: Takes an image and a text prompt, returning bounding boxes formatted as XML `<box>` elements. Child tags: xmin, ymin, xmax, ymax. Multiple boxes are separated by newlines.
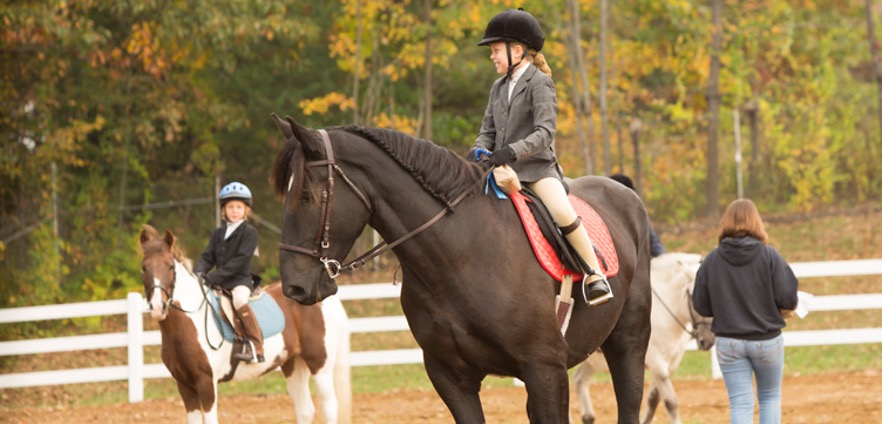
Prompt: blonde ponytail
<box><xmin>531</xmin><ymin>50</ymin><xmax>552</xmax><ymax>78</ymax></box>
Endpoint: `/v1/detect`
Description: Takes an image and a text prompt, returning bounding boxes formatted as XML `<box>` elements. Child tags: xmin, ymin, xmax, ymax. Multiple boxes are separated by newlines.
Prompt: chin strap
<box><xmin>505</xmin><ymin>41</ymin><xmax>525</xmax><ymax>79</ymax></box>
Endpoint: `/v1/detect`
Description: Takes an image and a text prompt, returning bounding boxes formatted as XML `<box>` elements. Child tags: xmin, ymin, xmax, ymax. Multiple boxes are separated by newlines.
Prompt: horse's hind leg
<box><xmin>573</xmin><ymin>362</ymin><xmax>597</xmax><ymax>424</ymax></box>
<box><xmin>601</xmin><ymin>305</ymin><xmax>651</xmax><ymax>424</ymax></box>
<box><xmin>283</xmin><ymin>357</ymin><xmax>316</xmax><ymax>424</ymax></box>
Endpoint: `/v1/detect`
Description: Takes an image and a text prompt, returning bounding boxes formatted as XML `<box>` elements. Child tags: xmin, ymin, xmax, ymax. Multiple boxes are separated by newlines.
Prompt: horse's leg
<box><xmin>520</xmin><ymin>356</ymin><xmax>570</xmax><ymax>423</ymax></box>
<box><xmin>601</xmin><ymin>303</ymin><xmax>651</xmax><ymax>423</ymax></box>
<box><xmin>640</xmin><ymin>378</ymin><xmax>661</xmax><ymax>424</ymax></box>
<box><xmin>573</xmin><ymin>361</ymin><xmax>597</xmax><ymax>424</ymax></box>
<box><xmin>174</xmin><ymin>381</ymin><xmax>206</xmax><ymax>424</ymax></box>
<box><xmin>200</xmin><ymin>379</ymin><xmax>220</xmax><ymax>424</ymax></box>
<box><xmin>283</xmin><ymin>357</ymin><xmax>316</xmax><ymax>424</ymax></box>
<box><xmin>423</xmin><ymin>354</ymin><xmax>485</xmax><ymax>422</ymax></box>
<box><xmin>312</xmin><ymin>365</ymin><xmax>339</xmax><ymax>424</ymax></box>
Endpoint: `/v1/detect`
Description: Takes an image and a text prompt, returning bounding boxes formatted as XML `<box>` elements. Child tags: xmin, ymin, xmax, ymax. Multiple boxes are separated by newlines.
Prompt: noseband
<box><xmin>277</xmin><ymin>129</ymin><xmax>472</xmax><ymax>280</ymax></box>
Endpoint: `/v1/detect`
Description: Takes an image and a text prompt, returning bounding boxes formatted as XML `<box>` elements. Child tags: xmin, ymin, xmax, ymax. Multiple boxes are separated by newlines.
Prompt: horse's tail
<box><xmin>326</xmin><ymin>295</ymin><xmax>352</xmax><ymax>424</ymax></box>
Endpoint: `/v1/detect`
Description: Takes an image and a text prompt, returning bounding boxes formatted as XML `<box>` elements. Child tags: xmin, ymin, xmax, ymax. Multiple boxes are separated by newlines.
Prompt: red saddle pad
<box><xmin>510</xmin><ymin>191</ymin><xmax>619</xmax><ymax>282</ymax></box>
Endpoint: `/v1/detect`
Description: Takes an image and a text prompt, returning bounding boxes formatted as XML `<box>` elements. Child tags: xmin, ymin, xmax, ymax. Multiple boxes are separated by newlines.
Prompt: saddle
<box><xmin>207</xmin><ymin>289</ymin><xmax>286</xmax><ymax>342</ymax></box>
<box><xmin>510</xmin><ymin>189</ymin><xmax>619</xmax><ymax>282</ymax></box>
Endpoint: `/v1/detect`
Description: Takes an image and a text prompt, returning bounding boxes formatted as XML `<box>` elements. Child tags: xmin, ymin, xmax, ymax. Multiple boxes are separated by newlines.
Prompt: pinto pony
<box><xmin>138</xmin><ymin>225</ymin><xmax>351</xmax><ymax>423</ymax></box>
<box><xmin>574</xmin><ymin>252</ymin><xmax>715</xmax><ymax>424</ymax></box>
<box><xmin>269</xmin><ymin>116</ymin><xmax>652</xmax><ymax>423</ymax></box>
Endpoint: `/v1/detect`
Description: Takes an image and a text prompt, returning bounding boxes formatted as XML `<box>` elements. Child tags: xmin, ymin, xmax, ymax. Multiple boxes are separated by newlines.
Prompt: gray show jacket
<box><xmin>473</xmin><ymin>65</ymin><xmax>562</xmax><ymax>183</ymax></box>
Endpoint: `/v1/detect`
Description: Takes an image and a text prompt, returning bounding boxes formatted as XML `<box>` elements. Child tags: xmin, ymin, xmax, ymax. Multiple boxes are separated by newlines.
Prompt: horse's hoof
<box><xmin>582</xmin><ymin>415</ymin><xmax>595</xmax><ymax>424</ymax></box>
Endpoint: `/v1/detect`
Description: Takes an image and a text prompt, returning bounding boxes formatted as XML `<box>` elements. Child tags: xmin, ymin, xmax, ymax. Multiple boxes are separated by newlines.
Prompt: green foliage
<box><xmin>2</xmin><ymin>0</ymin><xmax>881</xmax><ymax>308</ymax></box>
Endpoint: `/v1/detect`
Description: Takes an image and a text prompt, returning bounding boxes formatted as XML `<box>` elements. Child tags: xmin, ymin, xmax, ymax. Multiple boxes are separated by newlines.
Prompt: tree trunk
<box><xmin>566</xmin><ymin>0</ymin><xmax>595</xmax><ymax>175</ymax></box>
<box><xmin>421</xmin><ymin>0</ymin><xmax>433</xmax><ymax>139</ymax></box>
<box><xmin>866</xmin><ymin>0</ymin><xmax>882</xmax><ymax>153</ymax></box>
<box><xmin>705</xmin><ymin>0</ymin><xmax>723</xmax><ymax>218</ymax></box>
<box><xmin>353</xmin><ymin>0</ymin><xmax>363</xmax><ymax>124</ymax></box>
<box><xmin>630</xmin><ymin>118</ymin><xmax>643</xmax><ymax>196</ymax></box>
<box><xmin>744</xmin><ymin>74</ymin><xmax>761</xmax><ymax>198</ymax></box>
<box><xmin>599</xmin><ymin>0</ymin><xmax>611</xmax><ymax>175</ymax></box>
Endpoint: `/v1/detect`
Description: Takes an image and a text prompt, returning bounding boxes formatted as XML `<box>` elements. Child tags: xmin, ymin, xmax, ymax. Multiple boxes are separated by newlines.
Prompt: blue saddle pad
<box><xmin>207</xmin><ymin>290</ymin><xmax>286</xmax><ymax>342</ymax></box>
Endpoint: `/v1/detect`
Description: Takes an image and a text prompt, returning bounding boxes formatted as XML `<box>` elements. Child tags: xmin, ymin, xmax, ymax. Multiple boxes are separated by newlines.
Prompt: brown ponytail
<box><xmin>531</xmin><ymin>50</ymin><xmax>552</xmax><ymax>78</ymax></box>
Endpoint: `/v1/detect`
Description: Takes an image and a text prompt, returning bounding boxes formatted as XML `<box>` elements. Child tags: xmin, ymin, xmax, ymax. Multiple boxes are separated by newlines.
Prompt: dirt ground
<box><xmin>4</xmin><ymin>371</ymin><xmax>879</xmax><ymax>423</ymax></box>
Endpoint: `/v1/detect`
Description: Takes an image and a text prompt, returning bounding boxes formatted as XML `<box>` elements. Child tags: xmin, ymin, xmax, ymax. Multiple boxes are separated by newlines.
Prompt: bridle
<box><xmin>651</xmin><ymin>285</ymin><xmax>711</xmax><ymax>341</ymax></box>
<box><xmin>145</xmin><ymin>264</ymin><xmax>177</xmax><ymax>316</ymax></box>
<box><xmin>277</xmin><ymin>129</ymin><xmax>472</xmax><ymax>280</ymax></box>
<box><xmin>143</xmin><ymin>256</ymin><xmax>226</xmax><ymax>350</ymax></box>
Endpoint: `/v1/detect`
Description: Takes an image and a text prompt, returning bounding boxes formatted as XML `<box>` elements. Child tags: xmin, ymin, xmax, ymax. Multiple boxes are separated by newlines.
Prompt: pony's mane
<box><xmin>271</xmin><ymin>125</ymin><xmax>484</xmax><ymax>208</ymax></box>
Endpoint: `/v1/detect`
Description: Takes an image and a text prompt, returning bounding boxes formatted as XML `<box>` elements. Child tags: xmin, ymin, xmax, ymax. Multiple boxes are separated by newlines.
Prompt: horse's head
<box><xmin>139</xmin><ymin>225</ymin><xmax>178</xmax><ymax>321</ymax></box>
<box><xmin>654</xmin><ymin>252</ymin><xmax>716</xmax><ymax>351</ymax></box>
<box><xmin>270</xmin><ymin>114</ymin><xmax>372</xmax><ymax>305</ymax></box>
<box><xmin>679</xmin><ymin>254</ymin><xmax>716</xmax><ymax>351</ymax></box>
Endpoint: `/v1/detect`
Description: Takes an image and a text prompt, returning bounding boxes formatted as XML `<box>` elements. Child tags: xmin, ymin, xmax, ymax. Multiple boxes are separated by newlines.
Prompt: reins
<box><xmin>147</xmin><ymin>261</ymin><xmax>225</xmax><ymax>350</ymax></box>
<box><xmin>278</xmin><ymin>129</ymin><xmax>475</xmax><ymax>280</ymax></box>
<box><xmin>651</xmin><ymin>286</ymin><xmax>708</xmax><ymax>340</ymax></box>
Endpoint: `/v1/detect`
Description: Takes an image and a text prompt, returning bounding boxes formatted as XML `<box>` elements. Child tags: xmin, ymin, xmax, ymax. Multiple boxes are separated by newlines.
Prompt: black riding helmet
<box><xmin>477</xmin><ymin>8</ymin><xmax>545</xmax><ymax>52</ymax></box>
<box><xmin>478</xmin><ymin>9</ymin><xmax>545</xmax><ymax>78</ymax></box>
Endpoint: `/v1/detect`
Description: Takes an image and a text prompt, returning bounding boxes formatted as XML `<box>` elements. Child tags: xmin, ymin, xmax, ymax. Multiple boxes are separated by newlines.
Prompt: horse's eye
<box><xmin>301</xmin><ymin>191</ymin><xmax>312</xmax><ymax>202</ymax></box>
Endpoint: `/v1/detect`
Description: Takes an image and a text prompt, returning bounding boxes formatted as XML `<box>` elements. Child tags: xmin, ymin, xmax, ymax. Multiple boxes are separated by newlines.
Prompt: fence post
<box><xmin>710</xmin><ymin>345</ymin><xmax>722</xmax><ymax>379</ymax></box>
<box><xmin>127</xmin><ymin>292</ymin><xmax>144</xmax><ymax>403</ymax></box>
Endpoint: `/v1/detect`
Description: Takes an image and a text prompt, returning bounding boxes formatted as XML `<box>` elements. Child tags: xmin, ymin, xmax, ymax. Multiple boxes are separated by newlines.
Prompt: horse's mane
<box><xmin>271</xmin><ymin>125</ymin><xmax>484</xmax><ymax>209</ymax></box>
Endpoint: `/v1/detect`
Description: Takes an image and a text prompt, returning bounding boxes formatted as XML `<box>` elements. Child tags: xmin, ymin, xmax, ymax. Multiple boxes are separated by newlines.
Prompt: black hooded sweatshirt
<box><xmin>692</xmin><ymin>236</ymin><xmax>799</xmax><ymax>340</ymax></box>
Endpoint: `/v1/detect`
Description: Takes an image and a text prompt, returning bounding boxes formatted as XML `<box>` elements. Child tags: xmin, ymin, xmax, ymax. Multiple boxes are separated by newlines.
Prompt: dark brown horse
<box><xmin>269</xmin><ymin>115</ymin><xmax>652</xmax><ymax>423</ymax></box>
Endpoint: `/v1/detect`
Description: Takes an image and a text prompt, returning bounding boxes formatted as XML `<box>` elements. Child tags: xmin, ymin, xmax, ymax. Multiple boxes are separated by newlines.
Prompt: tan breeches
<box><xmin>231</xmin><ymin>285</ymin><xmax>251</xmax><ymax>309</ymax></box>
<box><xmin>526</xmin><ymin>178</ymin><xmax>603</xmax><ymax>280</ymax></box>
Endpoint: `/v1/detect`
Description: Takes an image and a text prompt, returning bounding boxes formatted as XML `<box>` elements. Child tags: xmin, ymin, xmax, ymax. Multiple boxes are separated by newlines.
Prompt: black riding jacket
<box><xmin>692</xmin><ymin>236</ymin><xmax>799</xmax><ymax>340</ymax></box>
<box><xmin>194</xmin><ymin>221</ymin><xmax>258</xmax><ymax>290</ymax></box>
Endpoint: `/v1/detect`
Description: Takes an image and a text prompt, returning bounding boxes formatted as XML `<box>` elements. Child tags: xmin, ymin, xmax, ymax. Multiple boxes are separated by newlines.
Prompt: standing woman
<box><xmin>470</xmin><ymin>8</ymin><xmax>612</xmax><ymax>305</ymax></box>
<box><xmin>692</xmin><ymin>199</ymin><xmax>799</xmax><ymax>423</ymax></box>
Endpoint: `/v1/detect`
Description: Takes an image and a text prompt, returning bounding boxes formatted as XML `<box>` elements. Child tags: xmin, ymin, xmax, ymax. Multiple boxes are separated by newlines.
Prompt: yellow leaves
<box><xmin>126</xmin><ymin>21</ymin><xmax>167</xmax><ymax>79</ymax></box>
<box><xmin>42</xmin><ymin>116</ymin><xmax>106</xmax><ymax>166</ymax></box>
<box><xmin>372</xmin><ymin>113</ymin><xmax>417</xmax><ymax>134</ymax></box>
<box><xmin>299</xmin><ymin>92</ymin><xmax>355</xmax><ymax>116</ymax></box>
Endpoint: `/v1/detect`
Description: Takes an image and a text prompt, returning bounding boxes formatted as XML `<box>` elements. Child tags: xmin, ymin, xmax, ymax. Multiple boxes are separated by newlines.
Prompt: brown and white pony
<box><xmin>139</xmin><ymin>225</ymin><xmax>351</xmax><ymax>423</ymax></box>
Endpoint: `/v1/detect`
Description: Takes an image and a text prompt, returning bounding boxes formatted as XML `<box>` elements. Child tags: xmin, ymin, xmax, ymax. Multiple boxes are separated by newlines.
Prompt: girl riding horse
<box><xmin>195</xmin><ymin>182</ymin><xmax>264</xmax><ymax>363</ymax></box>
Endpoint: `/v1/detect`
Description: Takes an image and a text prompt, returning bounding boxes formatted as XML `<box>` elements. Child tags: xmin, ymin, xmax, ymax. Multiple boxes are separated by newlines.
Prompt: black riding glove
<box><xmin>488</xmin><ymin>146</ymin><xmax>516</xmax><ymax>166</ymax></box>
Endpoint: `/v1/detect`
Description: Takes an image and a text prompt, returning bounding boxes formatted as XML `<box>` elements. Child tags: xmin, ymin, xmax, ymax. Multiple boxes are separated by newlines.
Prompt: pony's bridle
<box><xmin>145</xmin><ymin>264</ymin><xmax>177</xmax><ymax>315</ymax></box>
<box><xmin>651</xmin><ymin>286</ymin><xmax>710</xmax><ymax>341</ymax></box>
<box><xmin>277</xmin><ymin>129</ymin><xmax>471</xmax><ymax>279</ymax></box>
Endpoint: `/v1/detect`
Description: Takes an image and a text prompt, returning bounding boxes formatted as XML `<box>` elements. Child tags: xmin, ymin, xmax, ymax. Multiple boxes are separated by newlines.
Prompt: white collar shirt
<box><xmin>508</xmin><ymin>62</ymin><xmax>532</xmax><ymax>101</ymax></box>
<box><xmin>225</xmin><ymin>220</ymin><xmax>244</xmax><ymax>240</ymax></box>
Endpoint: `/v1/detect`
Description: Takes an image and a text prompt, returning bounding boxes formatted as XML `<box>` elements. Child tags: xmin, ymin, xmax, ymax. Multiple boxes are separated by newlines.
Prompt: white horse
<box><xmin>573</xmin><ymin>252</ymin><xmax>713</xmax><ymax>424</ymax></box>
<box><xmin>139</xmin><ymin>225</ymin><xmax>351</xmax><ymax>424</ymax></box>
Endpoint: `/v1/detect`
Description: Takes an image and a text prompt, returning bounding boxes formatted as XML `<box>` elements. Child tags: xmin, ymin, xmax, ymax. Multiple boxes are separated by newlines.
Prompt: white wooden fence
<box><xmin>1</xmin><ymin>259</ymin><xmax>881</xmax><ymax>402</ymax></box>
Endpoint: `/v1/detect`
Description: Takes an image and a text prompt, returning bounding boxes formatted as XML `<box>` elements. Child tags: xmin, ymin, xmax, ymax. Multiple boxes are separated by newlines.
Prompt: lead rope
<box><xmin>650</xmin><ymin>286</ymin><xmax>695</xmax><ymax>338</ymax></box>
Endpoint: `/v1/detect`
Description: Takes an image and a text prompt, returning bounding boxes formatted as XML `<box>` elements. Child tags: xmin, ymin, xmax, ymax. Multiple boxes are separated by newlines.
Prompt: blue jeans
<box><xmin>716</xmin><ymin>335</ymin><xmax>785</xmax><ymax>424</ymax></box>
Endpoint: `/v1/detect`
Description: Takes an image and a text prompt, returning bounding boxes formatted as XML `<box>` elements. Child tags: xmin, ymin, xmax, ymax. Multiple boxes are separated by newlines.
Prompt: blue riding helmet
<box><xmin>219</xmin><ymin>182</ymin><xmax>252</xmax><ymax>207</ymax></box>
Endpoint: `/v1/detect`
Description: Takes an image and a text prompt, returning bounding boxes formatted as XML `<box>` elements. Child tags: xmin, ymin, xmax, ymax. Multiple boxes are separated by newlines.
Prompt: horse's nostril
<box><xmin>283</xmin><ymin>284</ymin><xmax>307</xmax><ymax>301</ymax></box>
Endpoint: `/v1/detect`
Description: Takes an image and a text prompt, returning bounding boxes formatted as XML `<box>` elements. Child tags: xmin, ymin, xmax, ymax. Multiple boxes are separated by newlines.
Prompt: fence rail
<box><xmin>2</xmin><ymin>259</ymin><xmax>881</xmax><ymax>402</ymax></box>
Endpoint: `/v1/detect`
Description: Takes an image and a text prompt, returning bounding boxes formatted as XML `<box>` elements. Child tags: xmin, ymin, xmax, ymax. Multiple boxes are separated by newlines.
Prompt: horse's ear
<box><xmin>139</xmin><ymin>225</ymin><xmax>158</xmax><ymax>247</ymax></box>
<box><xmin>163</xmin><ymin>229</ymin><xmax>177</xmax><ymax>250</ymax></box>
<box><xmin>271</xmin><ymin>112</ymin><xmax>294</xmax><ymax>140</ymax></box>
<box><xmin>284</xmin><ymin>115</ymin><xmax>325</xmax><ymax>158</ymax></box>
